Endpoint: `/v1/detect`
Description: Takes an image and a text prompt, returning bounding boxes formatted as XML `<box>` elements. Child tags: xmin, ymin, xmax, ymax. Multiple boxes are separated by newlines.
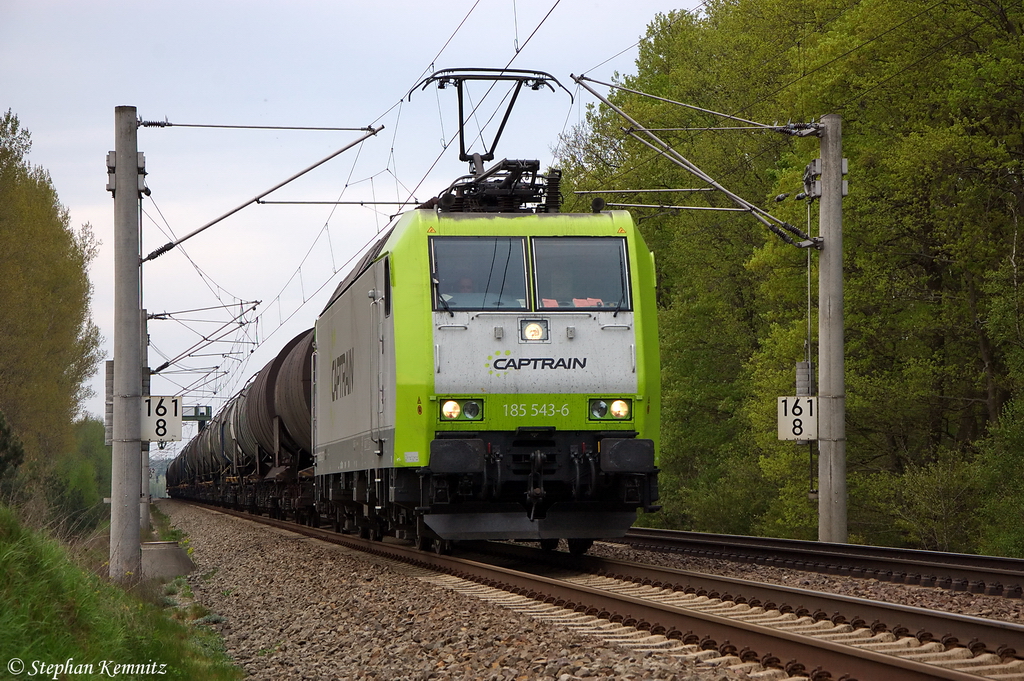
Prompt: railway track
<box><xmin>622</xmin><ymin>528</ymin><xmax>1024</xmax><ymax>598</ymax></box>
<box><xmin>182</xmin><ymin>502</ymin><xmax>1024</xmax><ymax>679</ymax></box>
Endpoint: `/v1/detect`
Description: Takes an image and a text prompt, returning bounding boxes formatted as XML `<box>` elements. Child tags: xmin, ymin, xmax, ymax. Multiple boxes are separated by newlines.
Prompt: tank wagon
<box><xmin>166</xmin><ymin>328</ymin><xmax>314</xmax><ymax>516</ymax></box>
<box><xmin>167</xmin><ymin>69</ymin><xmax>660</xmax><ymax>554</ymax></box>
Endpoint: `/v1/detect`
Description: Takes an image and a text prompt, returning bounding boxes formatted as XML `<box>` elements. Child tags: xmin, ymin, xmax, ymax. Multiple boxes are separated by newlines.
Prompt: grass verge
<box><xmin>0</xmin><ymin>503</ymin><xmax>242</xmax><ymax>680</ymax></box>
<box><xmin>150</xmin><ymin>502</ymin><xmax>185</xmax><ymax>543</ymax></box>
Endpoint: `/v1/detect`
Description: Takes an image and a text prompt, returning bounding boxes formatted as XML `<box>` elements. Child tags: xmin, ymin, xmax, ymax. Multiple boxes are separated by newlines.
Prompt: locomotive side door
<box><xmin>367</xmin><ymin>257</ymin><xmax>394</xmax><ymax>457</ymax></box>
<box><xmin>367</xmin><ymin>257</ymin><xmax>396</xmax><ymax>519</ymax></box>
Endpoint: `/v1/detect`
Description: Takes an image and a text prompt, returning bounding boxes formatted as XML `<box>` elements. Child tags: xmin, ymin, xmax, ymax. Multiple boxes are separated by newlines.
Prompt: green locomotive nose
<box><xmin>310</xmin><ymin>200</ymin><xmax>660</xmax><ymax>549</ymax></box>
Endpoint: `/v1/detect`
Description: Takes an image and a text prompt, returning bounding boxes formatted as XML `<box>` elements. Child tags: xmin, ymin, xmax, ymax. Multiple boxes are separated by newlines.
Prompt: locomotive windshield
<box><xmin>533</xmin><ymin>237</ymin><xmax>631</xmax><ymax>311</ymax></box>
<box><xmin>432</xmin><ymin>237</ymin><xmax>529</xmax><ymax>310</ymax></box>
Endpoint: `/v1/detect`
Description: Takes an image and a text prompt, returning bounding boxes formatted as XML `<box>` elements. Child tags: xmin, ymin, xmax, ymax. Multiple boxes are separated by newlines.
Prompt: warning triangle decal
<box><xmin>427</xmin><ymin>227</ymin><xmax>436</xmax><ymax>233</ymax></box>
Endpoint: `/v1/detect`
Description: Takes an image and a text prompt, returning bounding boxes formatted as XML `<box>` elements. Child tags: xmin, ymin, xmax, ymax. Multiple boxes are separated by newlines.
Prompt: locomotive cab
<box><xmin>420</xmin><ymin>224</ymin><xmax>660</xmax><ymax>543</ymax></box>
<box><xmin>312</xmin><ymin>166</ymin><xmax>661</xmax><ymax>553</ymax></box>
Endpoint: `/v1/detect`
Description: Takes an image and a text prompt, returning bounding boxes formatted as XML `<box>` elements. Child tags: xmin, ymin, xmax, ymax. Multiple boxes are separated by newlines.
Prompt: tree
<box><xmin>0</xmin><ymin>110</ymin><xmax>103</xmax><ymax>530</ymax></box>
<box><xmin>47</xmin><ymin>418</ymin><xmax>111</xmax><ymax>534</ymax></box>
<box><xmin>559</xmin><ymin>0</ymin><xmax>1024</xmax><ymax>551</ymax></box>
<box><xmin>754</xmin><ymin>0</ymin><xmax>1024</xmax><ymax>543</ymax></box>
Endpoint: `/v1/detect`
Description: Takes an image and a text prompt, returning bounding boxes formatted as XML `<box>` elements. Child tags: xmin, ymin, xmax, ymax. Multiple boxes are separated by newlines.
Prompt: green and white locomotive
<box><xmin>313</xmin><ymin>162</ymin><xmax>660</xmax><ymax>553</ymax></box>
<box><xmin>167</xmin><ymin>70</ymin><xmax>660</xmax><ymax>554</ymax></box>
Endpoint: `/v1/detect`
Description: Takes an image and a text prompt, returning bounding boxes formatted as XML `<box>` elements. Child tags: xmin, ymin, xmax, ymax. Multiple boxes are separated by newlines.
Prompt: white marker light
<box><xmin>442</xmin><ymin>400</ymin><xmax>461</xmax><ymax>419</ymax></box>
<box><xmin>522</xmin><ymin>321</ymin><xmax>546</xmax><ymax>340</ymax></box>
<box><xmin>610</xmin><ymin>399</ymin><xmax>630</xmax><ymax>419</ymax></box>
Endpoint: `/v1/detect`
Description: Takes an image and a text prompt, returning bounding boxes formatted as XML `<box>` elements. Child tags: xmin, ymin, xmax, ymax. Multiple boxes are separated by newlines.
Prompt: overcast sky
<box><xmin>2</xmin><ymin>1</ymin><xmax>696</xmax><ymax>458</ymax></box>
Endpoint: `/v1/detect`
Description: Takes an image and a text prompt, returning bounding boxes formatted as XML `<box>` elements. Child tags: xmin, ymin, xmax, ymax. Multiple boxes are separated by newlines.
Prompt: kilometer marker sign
<box><xmin>778</xmin><ymin>396</ymin><xmax>817</xmax><ymax>441</ymax></box>
<box><xmin>141</xmin><ymin>395</ymin><xmax>182</xmax><ymax>442</ymax></box>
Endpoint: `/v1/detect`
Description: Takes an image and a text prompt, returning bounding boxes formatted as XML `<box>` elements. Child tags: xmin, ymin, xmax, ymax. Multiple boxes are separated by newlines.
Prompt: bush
<box><xmin>866</xmin><ymin>451</ymin><xmax>985</xmax><ymax>553</ymax></box>
<box><xmin>975</xmin><ymin>399</ymin><xmax>1024</xmax><ymax>557</ymax></box>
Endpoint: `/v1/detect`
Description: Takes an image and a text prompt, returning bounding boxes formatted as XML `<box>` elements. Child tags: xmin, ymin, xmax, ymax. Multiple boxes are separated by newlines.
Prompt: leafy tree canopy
<box><xmin>0</xmin><ymin>110</ymin><xmax>103</xmax><ymax>531</ymax></box>
<box><xmin>559</xmin><ymin>0</ymin><xmax>1024</xmax><ymax>552</ymax></box>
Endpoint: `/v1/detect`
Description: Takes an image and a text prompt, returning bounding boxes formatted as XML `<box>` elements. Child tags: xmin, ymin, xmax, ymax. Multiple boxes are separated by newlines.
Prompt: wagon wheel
<box><xmin>539</xmin><ymin>538</ymin><xmax>560</xmax><ymax>551</ymax></box>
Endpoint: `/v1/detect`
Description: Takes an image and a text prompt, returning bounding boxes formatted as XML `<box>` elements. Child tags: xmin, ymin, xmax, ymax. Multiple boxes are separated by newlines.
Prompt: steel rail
<box><xmin>623</xmin><ymin>528</ymin><xmax>1024</xmax><ymax>598</ymax></box>
<box><xmin>469</xmin><ymin>541</ymin><xmax>1024</xmax><ymax>660</ymax></box>
<box><xmin>407</xmin><ymin>552</ymin><xmax>986</xmax><ymax>681</ymax></box>
<box><xmin>181</xmin><ymin>502</ymin><xmax>1002</xmax><ymax>680</ymax></box>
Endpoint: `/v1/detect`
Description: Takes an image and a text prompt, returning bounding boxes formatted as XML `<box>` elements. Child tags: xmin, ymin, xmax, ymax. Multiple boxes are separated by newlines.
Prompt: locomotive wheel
<box><xmin>433</xmin><ymin>538</ymin><xmax>453</xmax><ymax>555</ymax></box>
<box><xmin>539</xmin><ymin>538</ymin><xmax>559</xmax><ymax>551</ymax></box>
<box><xmin>567</xmin><ymin>538</ymin><xmax>593</xmax><ymax>555</ymax></box>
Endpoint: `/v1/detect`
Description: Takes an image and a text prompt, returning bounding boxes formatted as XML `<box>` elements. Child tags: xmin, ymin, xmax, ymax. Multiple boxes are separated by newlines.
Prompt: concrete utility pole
<box><xmin>110</xmin><ymin>105</ymin><xmax>143</xmax><ymax>581</ymax></box>
<box><xmin>817</xmin><ymin>114</ymin><xmax>847</xmax><ymax>543</ymax></box>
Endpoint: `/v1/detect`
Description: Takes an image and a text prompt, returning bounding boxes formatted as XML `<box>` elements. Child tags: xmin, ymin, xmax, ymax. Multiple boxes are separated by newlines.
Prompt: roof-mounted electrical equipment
<box><xmin>411</xmin><ymin>68</ymin><xmax>570</xmax><ymax>215</ymax></box>
<box><xmin>436</xmin><ymin>159</ymin><xmax>561</xmax><ymax>214</ymax></box>
<box><xmin>411</xmin><ymin>68</ymin><xmax>572</xmax><ymax>174</ymax></box>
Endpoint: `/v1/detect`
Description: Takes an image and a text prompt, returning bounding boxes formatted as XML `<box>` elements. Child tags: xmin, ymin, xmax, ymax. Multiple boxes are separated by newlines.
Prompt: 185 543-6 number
<box><xmin>504</xmin><ymin>402</ymin><xmax>570</xmax><ymax>418</ymax></box>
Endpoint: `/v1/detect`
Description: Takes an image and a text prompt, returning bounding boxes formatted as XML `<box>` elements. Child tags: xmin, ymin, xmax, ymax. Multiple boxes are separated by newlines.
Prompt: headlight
<box><xmin>520</xmin><ymin>319</ymin><xmax>549</xmax><ymax>341</ymax></box>
<box><xmin>610</xmin><ymin>400</ymin><xmax>630</xmax><ymax>418</ymax></box>
<box><xmin>589</xmin><ymin>398</ymin><xmax>632</xmax><ymax>420</ymax></box>
<box><xmin>462</xmin><ymin>400</ymin><xmax>482</xmax><ymax>419</ymax></box>
<box><xmin>440</xmin><ymin>399</ymin><xmax>484</xmax><ymax>421</ymax></box>
<box><xmin>441</xmin><ymin>400</ymin><xmax>461</xmax><ymax>419</ymax></box>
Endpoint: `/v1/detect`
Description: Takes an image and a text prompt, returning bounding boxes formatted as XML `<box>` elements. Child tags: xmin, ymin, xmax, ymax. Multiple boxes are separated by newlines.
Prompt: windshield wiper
<box><xmin>432</xmin><ymin>274</ymin><xmax>455</xmax><ymax>317</ymax></box>
<box><xmin>613</xmin><ymin>252</ymin><xmax>628</xmax><ymax>317</ymax></box>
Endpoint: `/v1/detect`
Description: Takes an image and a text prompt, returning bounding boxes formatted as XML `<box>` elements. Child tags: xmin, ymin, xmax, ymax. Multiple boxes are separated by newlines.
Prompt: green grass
<box><xmin>0</xmin><ymin>504</ymin><xmax>243</xmax><ymax>680</ymax></box>
<box><xmin>150</xmin><ymin>503</ymin><xmax>185</xmax><ymax>543</ymax></box>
